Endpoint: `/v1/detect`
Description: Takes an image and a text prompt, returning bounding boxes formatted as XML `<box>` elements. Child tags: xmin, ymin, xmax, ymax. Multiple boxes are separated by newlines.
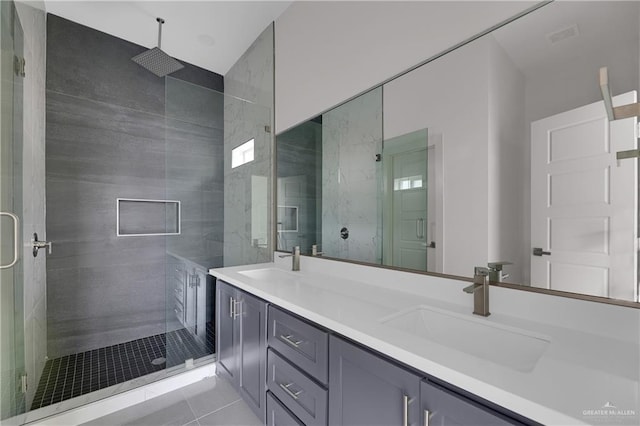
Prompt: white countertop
<box><xmin>210</xmin><ymin>256</ymin><xmax>640</xmax><ymax>425</ymax></box>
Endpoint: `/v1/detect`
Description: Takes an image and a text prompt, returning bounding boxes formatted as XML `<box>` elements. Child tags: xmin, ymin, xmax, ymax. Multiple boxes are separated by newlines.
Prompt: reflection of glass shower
<box><xmin>276</xmin><ymin>89</ymin><xmax>384</xmax><ymax>263</ymax></box>
<box><xmin>276</xmin><ymin>120</ymin><xmax>322</xmax><ymax>252</ymax></box>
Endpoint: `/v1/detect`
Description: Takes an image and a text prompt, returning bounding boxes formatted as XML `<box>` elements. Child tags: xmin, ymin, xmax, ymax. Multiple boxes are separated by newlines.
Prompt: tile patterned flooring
<box><xmin>81</xmin><ymin>376</ymin><xmax>261</xmax><ymax>426</ymax></box>
<box><xmin>32</xmin><ymin>326</ymin><xmax>213</xmax><ymax>410</ymax></box>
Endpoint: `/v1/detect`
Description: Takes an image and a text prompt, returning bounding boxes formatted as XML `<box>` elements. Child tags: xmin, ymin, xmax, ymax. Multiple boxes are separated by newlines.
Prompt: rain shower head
<box><xmin>132</xmin><ymin>17</ymin><xmax>184</xmax><ymax>77</ymax></box>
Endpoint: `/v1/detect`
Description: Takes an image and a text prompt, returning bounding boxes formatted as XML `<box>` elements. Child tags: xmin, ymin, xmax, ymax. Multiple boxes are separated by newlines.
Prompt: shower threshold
<box><xmin>31</xmin><ymin>324</ymin><xmax>214</xmax><ymax>411</ymax></box>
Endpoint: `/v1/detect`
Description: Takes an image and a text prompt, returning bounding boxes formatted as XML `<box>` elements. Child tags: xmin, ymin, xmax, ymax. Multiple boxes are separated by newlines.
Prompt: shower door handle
<box><xmin>0</xmin><ymin>212</ymin><xmax>20</xmax><ymax>269</ymax></box>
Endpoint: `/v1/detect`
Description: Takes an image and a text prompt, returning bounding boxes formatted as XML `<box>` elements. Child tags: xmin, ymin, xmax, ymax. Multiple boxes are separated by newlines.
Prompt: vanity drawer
<box><xmin>267</xmin><ymin>349</ymin><xmax>328</xmax><ymax>426</ymax></box>
<box><xmin>268</xmin><ymin>306</ymin><xmax>328</xmax><ymax>384</ymax></box>
<box><xmin>267</xmin><ymin>391</ymin><xmax>304</xmax><ymax>426</ymax></box>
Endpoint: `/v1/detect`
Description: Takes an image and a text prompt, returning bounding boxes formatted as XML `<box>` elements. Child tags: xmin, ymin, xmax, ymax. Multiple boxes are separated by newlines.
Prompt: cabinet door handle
<box><xmin>229</xmin><ymin>297</ymin><xmax>234</xmax><ymax>318</ymax></box>
<box><xmin>279</xmin><ymin>382</ymin><xmax>303</xmax><ymax>400</ymax></box>
<box><xmin>424</xmin><ymin>409</ymin><xmax>431</xmax><ymax>426</ymax></box>
<box><xmin>279</xmin><ymin>334</ymin><xmax>303</xmax><ymax>348</ymax></box>
<box><xmin>403</xmin><ymin>395</ymin><xmax>409</xmax><ymax>426</ymax></box>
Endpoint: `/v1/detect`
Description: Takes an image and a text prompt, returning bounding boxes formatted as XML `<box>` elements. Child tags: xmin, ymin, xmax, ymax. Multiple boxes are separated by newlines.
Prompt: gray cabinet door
<box><xmin>329</xmin><ymin>336</ymin><xmax>421</xmax><ymax>426</ymax></box>
<box><xmin>216</xmin><ymin>281</ymin><xmax>239</xmax><ymax>386</ymax></box>
<box><xmin>238</xmin><ymin>290</ymin><xmax>267</xmax><ymax>423</ymax></box>
<box><xmin>421</xmin><ymin>380</ymin><xmax>526</xmax><ymax>425</ymax></box>
<box><xmin>267</xmin><ymin>391</ymin><xmax>304</xmax><ymax>426</ymax></box>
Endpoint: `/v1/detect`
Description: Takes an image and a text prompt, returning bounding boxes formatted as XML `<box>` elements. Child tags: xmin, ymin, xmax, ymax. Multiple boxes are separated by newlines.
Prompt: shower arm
<box><xmin>157</xmin><ymin>18</ymin><xmax>164</xmax><ymax>49</ymax></box>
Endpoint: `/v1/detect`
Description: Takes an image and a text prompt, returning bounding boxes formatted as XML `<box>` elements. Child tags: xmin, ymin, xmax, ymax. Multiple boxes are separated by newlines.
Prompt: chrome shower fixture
<box><xmin>132</xmin><ymin>17</ymin><xmax>184</xmax><ymax>77</ymax></box>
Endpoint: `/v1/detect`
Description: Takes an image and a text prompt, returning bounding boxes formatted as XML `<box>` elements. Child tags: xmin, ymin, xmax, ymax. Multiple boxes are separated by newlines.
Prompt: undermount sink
<box><xmin>237</xmin><ymin>268</ymin><xmax>297</xmax><ymax>282</ymax></box>
<box><xmin>380</xmin><ymin>306</ymin><xmax>550</xmax><ymax>373</ymax></box>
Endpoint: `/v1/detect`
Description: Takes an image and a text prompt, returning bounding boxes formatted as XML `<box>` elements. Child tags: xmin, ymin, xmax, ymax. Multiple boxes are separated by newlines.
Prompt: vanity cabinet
<box><xmin>215</xmin><ymin>280</ymin><xmax>535</xmax><ymax>426</ymax></box>
<box><xmin>328</xmin><ymin>335</ymin><xmax>421</xmax><ymax>426</ymax></box>
<box><xmin>421</xmin><ymin>379</ymin><xmax>526</xmax><ymax>425</ymax></box>
<box><xmin>266</xmin><ymin>306</ymin><xmax>329</xmax><ymax>426</ymax></box>
<box><xmin>216</xmin><ymin>280</ymin><xmax>267</xmax><ymax>423</ymax></box>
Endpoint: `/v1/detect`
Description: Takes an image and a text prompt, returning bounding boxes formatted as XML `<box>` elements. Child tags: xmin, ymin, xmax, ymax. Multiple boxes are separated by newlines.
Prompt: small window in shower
<box><xmin>231</xmin><ymin>138</ymin><xmax>255</xmax><ymax>168</ymax></box>
<box><xmin>116</xmin><ymin>198</ymin><xmax>181</xmax><ymax>236</ymax></box>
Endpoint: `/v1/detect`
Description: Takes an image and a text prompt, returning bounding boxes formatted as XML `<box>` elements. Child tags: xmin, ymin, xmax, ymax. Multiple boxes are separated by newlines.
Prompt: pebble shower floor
<box><xmin>31</xmin><ymin>324</ymin><xmax>214</xmax><ymax>410</ymax></box>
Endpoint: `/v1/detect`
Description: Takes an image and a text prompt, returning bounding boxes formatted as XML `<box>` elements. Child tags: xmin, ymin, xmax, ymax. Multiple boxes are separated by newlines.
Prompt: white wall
<box><xmin>487</xmin><ymin>37</ymin><xmax>526</xmax><ymax>283</ymax></box>
<box><xmin>275</xmin><ymin>1</ymin><xmax>536</xmax><ymax>133</ymax></box>
<box><xmin>384</xmin><ymin>38</ymin><xmax>490</xmax><ymax>277</ymax></box>
<box><xmin>16</xmin><ymin>0</ymin><xmax>47</xmax><ymax>409</ymax></box>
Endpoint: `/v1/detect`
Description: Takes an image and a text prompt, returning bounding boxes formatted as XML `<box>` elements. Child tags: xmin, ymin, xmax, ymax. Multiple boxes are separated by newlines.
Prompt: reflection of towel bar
<box><xmin>599</xmin><ymin>67</ymin><xmax>640</xmax><ymax>121</ymax></box>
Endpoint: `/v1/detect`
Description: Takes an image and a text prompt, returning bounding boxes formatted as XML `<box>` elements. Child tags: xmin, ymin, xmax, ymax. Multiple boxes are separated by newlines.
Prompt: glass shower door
<box><xmin>0</xmin><ymin>0</ymin><xmax>26</xmax><ymax>420</ymax></box>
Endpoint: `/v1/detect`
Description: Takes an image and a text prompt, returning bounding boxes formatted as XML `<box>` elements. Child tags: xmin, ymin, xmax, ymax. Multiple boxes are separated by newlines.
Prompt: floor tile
<box><xmin>82</xmin><ymin>388</ymin><xmax>195</xmax><ymax>426</ymax></box>
<box><xmin>182</xmin><ymin>376</ymin><xmax>242</xmax><ymax>418</ymax></box>
<box><xmin>122</xmin><ymin>398</ymin><xmax>196</xmax><ymax>426</ymax></box>
<box><xmin>197</xmin><ymin>400</ymin><xmax>261</xmax><ymax>426</ymax></box>
<box><xmin>33</xmin><ymin>326</ymin><xmax>213</xmax><ymax>410</ymax></box>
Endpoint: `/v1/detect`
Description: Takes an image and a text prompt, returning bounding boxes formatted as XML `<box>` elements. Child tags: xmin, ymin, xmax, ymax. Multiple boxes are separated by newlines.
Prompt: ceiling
<box><xmin>42</xmin><ymin>0</ymin><xmax>293</xmax><ymax>75</ymax></box>
<box><xmin>492</xmin><ymin>1</ymin><xmax>639</xmax><ymax>80</ymax></box>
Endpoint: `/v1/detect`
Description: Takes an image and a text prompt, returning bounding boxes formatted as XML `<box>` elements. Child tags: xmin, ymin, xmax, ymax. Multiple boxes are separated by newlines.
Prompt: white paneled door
<box><xmin>531</xmin><ymin>91</ymin><xmax>638</xmax><ymax>301</ymax></box>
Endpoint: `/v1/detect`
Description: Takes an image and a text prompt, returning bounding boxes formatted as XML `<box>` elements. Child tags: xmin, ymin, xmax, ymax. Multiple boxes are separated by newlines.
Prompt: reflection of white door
<box><xmin>392</xmin><ymin>148</ymin><xmax>428</xmax><ymax>271</ymax></box>
<box><xmin>383</xmin><ymin>130</ymin><xmax>430</xmax><ymax>271</ymax></box>
<box><xmin>531</xmin><ymin>91</ymin><xmax>638</xmax><ymax>301</ymax></box>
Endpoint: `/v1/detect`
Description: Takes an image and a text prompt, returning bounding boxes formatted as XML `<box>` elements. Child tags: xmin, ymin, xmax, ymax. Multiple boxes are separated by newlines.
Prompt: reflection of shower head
<box><xmin>132</xmin><ymin>18</ymin><xmax>184</xmax><ymax>77</ymax></box>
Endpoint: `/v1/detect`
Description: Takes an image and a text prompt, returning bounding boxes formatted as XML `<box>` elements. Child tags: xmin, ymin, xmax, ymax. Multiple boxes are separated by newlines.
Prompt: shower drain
<box><xmin>151</xmin><ymin>357</ymin><xmax>166</xmax><ymax>366</ymax></box>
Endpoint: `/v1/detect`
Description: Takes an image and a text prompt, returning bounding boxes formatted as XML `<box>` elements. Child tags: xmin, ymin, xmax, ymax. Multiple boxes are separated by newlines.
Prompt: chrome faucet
<box><xmin>463</xmin><ymin>267</ymin><xmax>490</xmax><ymax>317</ymax></box>
<box><xmin>278</xmin><ymin>246</ymin><xmax>300</xmax><ymax>271</ymax></box>
<box><xmin>487</xmin><ymin>261</ymin><xmax>512</xmax><ymax>283</ymax></box>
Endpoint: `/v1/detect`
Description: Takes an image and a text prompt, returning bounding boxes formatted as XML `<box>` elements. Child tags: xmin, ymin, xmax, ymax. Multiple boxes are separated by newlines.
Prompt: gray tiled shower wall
<box><xmin>276</xmin><ymin>120</ymin><xmax>322</xmax><ymax>252</ymax></box>
<box><xmin>46</xmin><ymin>14</ymin><xmax>224</xmax><ymax>358</ymax></box>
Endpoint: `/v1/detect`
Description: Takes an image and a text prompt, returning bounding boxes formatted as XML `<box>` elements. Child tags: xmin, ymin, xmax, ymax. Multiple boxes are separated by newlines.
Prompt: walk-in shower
<box><xmin>0</xmin><ymin>2</ymin><xmax>273</xmax><ymax>423</ymax></box>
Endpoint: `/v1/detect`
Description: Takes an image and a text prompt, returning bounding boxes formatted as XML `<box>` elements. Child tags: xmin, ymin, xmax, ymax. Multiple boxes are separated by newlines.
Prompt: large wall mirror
<box><xmin>276</xmin><ymin>1</ymin><xmax>640</xmax><ymax>304</ymax></box>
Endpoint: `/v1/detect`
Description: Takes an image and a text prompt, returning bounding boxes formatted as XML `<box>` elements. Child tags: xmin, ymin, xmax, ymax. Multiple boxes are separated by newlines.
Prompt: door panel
<box><xmin>531</xmin><ymin>91</ymin><xmax>638</xmax><ymax>301</ymax></box>
<box><xmin>421</xmin><ymin>380</ymin><xmax>523</xmax><ymax>426</ymax></box>
<box><xmin>238</xmin><ymin>290</ymin><xmax>266</xmax><ymax>423</ymax></box>
<box><xmin>0</xmin><ymin>1</ymin><xmax>25</xmax><ymax>420</ymax></box>
<box><xmin>329</xmin><ymin>336</ymin><xmax>420</xmax><ymax>426</ymax></box>
<box><xmin>216</xmin><ymin>281</ymin><xmax>238</xmax><ymax>384</ymax></box>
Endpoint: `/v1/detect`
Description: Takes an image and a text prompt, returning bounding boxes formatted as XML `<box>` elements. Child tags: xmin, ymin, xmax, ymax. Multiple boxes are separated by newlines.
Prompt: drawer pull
<box><xmin>280</xmin><ymin>334</ymin><xmax>303</xmax><ymax>348</ymax></box>
<box><xmin>424</xmin><ymin>409</ymin><xmax>431</xmax><ymax>426</ymax></box>
<box><xmin>279</xmin><ymin>382</ymin><xmax>303</xmax><ymax>400</ymax></box>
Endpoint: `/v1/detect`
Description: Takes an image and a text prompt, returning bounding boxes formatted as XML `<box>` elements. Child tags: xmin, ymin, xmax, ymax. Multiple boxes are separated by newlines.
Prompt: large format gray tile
<box><xmin>47</xmin><ymin>14</ymin><xmax>165</xmax><ymax>115</ymax></box>
<box><xmin>166</xmin><ymin>78</ymin><xmax>224</xmax><ymax>129</ymax></box>
<box><xmin>122</xmin><ymin>398</ymin><xmax>196</xmax><ymax>426</ymax></box>
<box><xmin>46</xmin><ymin>92</ymin><xmax>166</xmax><ymax>187</ymax></box>
<box><xmin>47</xmin><ymin>261</ymin><xmax>166</xmax><ymax>357</ymax></box>
<box><xmin>168</xmin><ymin>65</ymin><xmax>224</xmax><ymax>92</ymax></box>
<box><xmin>82</xmin><ymin>389</ymin><xmax>196</xmax><ymax>426</ymax></box>
<box><xmin>196</xmin><ymin>399</ymin><xmax>262</xmax><ymax>426</ymax></box>
<box><xmin>181</xmin><ymin>377</ymin><xmax>242</xmax><ymax>418</ymax></box>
